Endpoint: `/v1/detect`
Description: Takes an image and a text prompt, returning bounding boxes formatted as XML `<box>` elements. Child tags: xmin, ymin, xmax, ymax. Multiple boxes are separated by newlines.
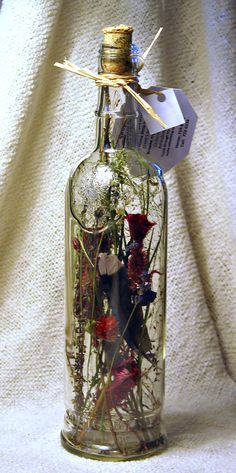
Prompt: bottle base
<box><xmin>61</xmin><ymin>430</ymin><xmax>167</xmax><ymax>462</ymax></box>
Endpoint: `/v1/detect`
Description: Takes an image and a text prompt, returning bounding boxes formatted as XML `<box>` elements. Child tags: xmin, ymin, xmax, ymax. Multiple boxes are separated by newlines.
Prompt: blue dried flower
<box><xmin>138</xmin><ymin>290</ymin><xmax>157</xmax><ymax>306</ymax></box>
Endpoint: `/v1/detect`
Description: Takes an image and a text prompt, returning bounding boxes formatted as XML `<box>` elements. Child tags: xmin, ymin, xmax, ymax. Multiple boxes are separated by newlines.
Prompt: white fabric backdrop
<box><xmin>0</xmin><ymin>0</ymin><xmax>235</xmax><ymax>472</ymax></box>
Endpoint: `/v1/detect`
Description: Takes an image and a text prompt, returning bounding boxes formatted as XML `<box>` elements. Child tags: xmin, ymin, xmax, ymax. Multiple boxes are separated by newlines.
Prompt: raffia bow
<box><xmin>54</xmin><ymin>60</ymin><xmax>167</xmax><ymax>129</ymax></box>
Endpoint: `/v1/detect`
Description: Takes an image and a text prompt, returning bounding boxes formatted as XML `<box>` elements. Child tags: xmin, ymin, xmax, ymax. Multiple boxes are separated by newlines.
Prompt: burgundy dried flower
<box><xmin>128</xmin><ymin>247</ymin><xmax>148</xmax><ymax>288</ymax></box>
<box><xmin>95</xmin><ymin>315</ymin><xmax>119</xmax><ymax>342</ymax></box>
<box><xmin>125</xmin><ymin>214</ymin><xmax>156</xmax><ymax>243</ymax></box>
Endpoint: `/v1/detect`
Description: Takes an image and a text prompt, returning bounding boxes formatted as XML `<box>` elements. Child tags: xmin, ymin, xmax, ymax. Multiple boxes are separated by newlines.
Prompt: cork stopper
<box><xmin>102</xmin><ymin>24</ymin><xmax>133</xmax><ymax>50</ymax></box>
<box><xmin>102</xmin><ymin>25</ymin><xmax>133</xmax><ymax>34</ymax></box>
<box><xmin>101</xmin><ymin>25</ymin><xmax>134</xmax><ymax>74</ymax></box>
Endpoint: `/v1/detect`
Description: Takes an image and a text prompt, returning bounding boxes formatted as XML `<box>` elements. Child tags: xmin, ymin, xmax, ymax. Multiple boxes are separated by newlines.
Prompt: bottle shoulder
<box><xmin>67</xmin><ymin>148</ymin><xmax>167</xmax><ymax>232</ymax></box>
<box><xmin>68</xmin><ymin>150</ymin><xmax>94</xmax><ymax>180</ymax></box>
<box><xmin>68</xmin><ymin>148</ymin><xmax>166</xmax><ymax>186</ymax></box>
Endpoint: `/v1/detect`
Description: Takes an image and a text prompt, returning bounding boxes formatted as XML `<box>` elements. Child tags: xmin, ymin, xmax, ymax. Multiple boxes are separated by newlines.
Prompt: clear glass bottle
<box><xmin>61</xmin><ymin>25</ymin><xmax>168</xmax><ymax>460</ymax></box>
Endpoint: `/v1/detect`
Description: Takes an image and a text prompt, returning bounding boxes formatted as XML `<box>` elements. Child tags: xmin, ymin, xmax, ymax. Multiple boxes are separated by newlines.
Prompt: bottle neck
<box><xmin>94</xmin><ymin>38</ymin><xmax>141</xmax><ymax>160</ymax></box>
<box><xmin>95</xmin><ymin>83</ymin><xmax>139</xmax><ymax>159</ymax></box>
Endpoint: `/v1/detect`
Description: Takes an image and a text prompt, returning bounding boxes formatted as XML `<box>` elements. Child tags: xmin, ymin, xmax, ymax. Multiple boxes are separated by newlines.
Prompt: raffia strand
<box><xmin>54</xmin><ymin>60</ymin><xmax>167</xmax><ymax>129</ymax></box>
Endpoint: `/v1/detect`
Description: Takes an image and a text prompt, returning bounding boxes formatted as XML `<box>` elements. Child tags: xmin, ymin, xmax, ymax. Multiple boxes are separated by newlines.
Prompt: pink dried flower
<box><xmin>106</xmin><ymin>361</ymin><xmax>140</xmax><ymax>410</ymax></box>
<box><xmin>72</xmin><ymin>238</ymin><xmax>80</xmax><ymax>250</ymax></box>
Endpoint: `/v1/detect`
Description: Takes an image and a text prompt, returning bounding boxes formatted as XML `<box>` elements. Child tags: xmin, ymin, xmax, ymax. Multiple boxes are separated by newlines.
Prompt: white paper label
<box><xmin>136</xmin><ymin>87</ymin><xmax>198</xmax><ymax>172</ymax></box>
<box><xmin>140</xmin><ymin>88</ymin><xmax>185</xmax><ymax>135</ymax></box>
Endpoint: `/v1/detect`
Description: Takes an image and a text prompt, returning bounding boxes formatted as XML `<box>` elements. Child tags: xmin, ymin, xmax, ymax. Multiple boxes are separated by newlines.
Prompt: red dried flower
<box><xmin>106</xmin><ymin>360</ymin><xmax>140</xmax><ymax>410</ymax></box>
<box><xmin>125</xmin><ymin>214</ymin><xmax>156</xmax><ymax>243</ymax></box>
<box><xmin>95</xmin><ymin>315</ymin><xmax>119</xmax><ymax>342</ymax></box>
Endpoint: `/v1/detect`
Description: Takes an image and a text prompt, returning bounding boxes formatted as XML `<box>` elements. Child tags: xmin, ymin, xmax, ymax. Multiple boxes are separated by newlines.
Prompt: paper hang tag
<box><xmin>139</xmin><ymin>88</ymin><xmax>185</xmax><ymax>135</ymax></box>
<box><xmin>137</xmin><ymin>87</ymin><xmax>198</xmax><ymax>173</ymax></box>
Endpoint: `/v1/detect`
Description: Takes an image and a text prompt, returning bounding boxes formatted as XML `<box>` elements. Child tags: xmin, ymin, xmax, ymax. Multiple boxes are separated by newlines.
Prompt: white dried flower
<box><xmin>98</xmin><ymin>253</ymin><xmax>123</xmax><ymax>276</ymax></box>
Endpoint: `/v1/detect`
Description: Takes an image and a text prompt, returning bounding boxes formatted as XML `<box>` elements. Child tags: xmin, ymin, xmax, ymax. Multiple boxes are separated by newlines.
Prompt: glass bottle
<box><xmin>61</xmin><ymin>25</ymin><xmax>168</xmax><ymax>460</ymax></box>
